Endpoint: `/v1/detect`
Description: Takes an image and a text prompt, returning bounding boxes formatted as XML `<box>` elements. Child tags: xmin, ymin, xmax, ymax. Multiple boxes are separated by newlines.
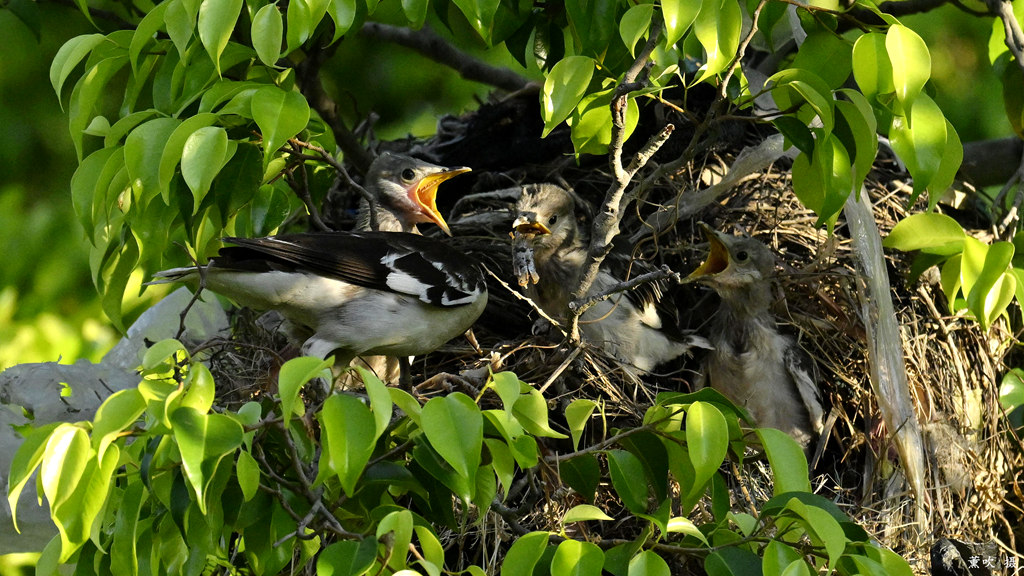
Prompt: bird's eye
<box><xmin>736</xmin><ymin>251</ymin><xmax>749</xmax><ymax>261</ymax></box>
<box><xmin>548</xmin><ymin>215</ymin><xmax>558</xmax><ymax>226</ymax></box>
<box><xmin>401</xmin><ymin>168</ymin><xmax>416</xmax><ymax>181</ymax></box>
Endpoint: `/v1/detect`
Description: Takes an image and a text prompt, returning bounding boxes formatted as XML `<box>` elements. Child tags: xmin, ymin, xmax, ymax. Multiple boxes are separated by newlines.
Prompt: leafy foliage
<box><xmin>9</xmin><ymin>344</ymin><xmax>911</xmax><ymax>574</ymax></box>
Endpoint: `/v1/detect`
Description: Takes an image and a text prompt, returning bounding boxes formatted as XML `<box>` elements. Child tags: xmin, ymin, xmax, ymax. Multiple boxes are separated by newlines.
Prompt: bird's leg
<box><xmin>464</xmin><ymin>328</ymin><xmax>483</xmax><ymax>355</ymax></box>
<box><xmin>399</xmin><ymin>356</ymin><xmax>412</xmax><ymax>390</ymax></box>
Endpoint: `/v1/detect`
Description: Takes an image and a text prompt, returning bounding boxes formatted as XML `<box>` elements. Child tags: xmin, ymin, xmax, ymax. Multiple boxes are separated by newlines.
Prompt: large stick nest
<box><xmin>205</xmin><ymin>90</ymin><xmax>1023</xmax><ymax>573</ymax></box>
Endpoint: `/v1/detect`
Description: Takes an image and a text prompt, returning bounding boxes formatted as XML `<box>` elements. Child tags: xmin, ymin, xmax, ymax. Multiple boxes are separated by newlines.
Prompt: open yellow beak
<box><xmin>411</xmin><ymin>166</ymin><xmax>471</xmax><ymax>235</ymax></box>
<box><xmin>687</xmin><ymin>223</ymin><xmax>731</xmax><ymax>280</ymax></box>
<box><xmin>511</xmin><ymin>215</ymin><xmax>551</xmax><ymax>236</ymax></box>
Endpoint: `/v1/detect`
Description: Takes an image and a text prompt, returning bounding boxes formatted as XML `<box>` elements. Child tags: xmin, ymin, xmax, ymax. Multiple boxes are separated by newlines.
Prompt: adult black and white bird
<box><xmin>687</xmin><ymin>224</ymin><xmax>824</xmax><ymax>451</ymax></box>
<box><xmin>511</xmin><ymin>183</ymin><xmax>704</xmax><ymax>374</ymax></box>
<box><xmin>150</xmin><ymin>154</ymin><xmax>485</xmax><ymax>371</ymax></box>
<box><xmin>151</xmin><ymin>231</ymin><xmax>488</xmax><ymax>367</ymax></box>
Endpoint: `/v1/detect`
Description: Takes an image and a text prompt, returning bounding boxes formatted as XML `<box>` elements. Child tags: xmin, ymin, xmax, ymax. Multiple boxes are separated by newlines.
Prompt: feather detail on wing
<box><xmin>216</xmin><ymin>231</ymin><xmax>485</xmax><ymax>308</ymax></box>
<box><xmin>784</xmin><ymin>344</ymin><xmax>825</xmax><ymax>435</ymax></box>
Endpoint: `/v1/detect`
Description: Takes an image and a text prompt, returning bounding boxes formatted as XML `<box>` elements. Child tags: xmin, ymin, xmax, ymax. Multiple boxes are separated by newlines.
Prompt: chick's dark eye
<box><xmin>736</xmin><ymin>251</ymin><xmax>749</xmax><ymax>261</ymax></box>
<box><xmin>548</xmin><ymin>215</ymin><xmax>558</xmax><ymax>225</ymax></box>
<box><xmin>401</xmin><ymin>168</ymin><xmax>416</xmax><ymax>181</ymax></box>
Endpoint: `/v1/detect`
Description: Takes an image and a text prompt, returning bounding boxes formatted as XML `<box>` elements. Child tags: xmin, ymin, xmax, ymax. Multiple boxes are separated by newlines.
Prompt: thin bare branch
<box><xmin>361</xmin><ymin>23</ymin><xmax>530</xmax><ymax>93</ymax></box>
<box><xmin>570</xmin><ymin>265</ymin><xmax>681</xmax><ymax>317</ymax></box>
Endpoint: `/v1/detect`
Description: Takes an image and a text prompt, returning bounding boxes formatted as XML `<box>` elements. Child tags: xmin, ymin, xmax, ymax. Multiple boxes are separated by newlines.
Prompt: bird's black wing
<box><xmin>216</xmin><ymin>231</ymin><xmax>485</xmax><ymax>307</ymax></box>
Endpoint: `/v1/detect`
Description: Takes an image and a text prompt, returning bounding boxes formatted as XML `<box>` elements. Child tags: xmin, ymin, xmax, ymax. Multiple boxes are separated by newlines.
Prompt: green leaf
<box><xmin>607</xmin><ymin>449</ymin><xmax>648</xmax><ymax>514</ymax></box>
<box><xmin>628</xmin><ymin>550</ymin><xmax>671</xmax><ymax>576</ymax></box>
<box><xmin>252</xmin><ymin>3</ymin><xmax>284</xmax><ymax>66</ymax></box>
<box><xmin>165</xmin><ymin>0</ymin><xmax>199</xmax><ymax>59</ymax></box>
<box><xmin>351</xmin><ymin>365</ymin><xmax>393</xmax><ymax>441</ymax></box>
<box><xmin>490</xmin><ymin>370</ymin><xmax>523</xmax><ymax>414</ymax></box>
<box><xmin>889</xmin><ymin>93</ymin><xmax>950</xmax><ymax>199</ymax></box>
<box><xmin>328</xmin><ymin>0</ymin><xmax>358</xmax><ymax>42</ymax></box>
<box><xmin>965</xmin><ymin>241</ymin><xmax>1016</xmax><ymax>331</ymax></box>
<box><xmin>182</xmin><ymin>125</ymin><xmax>232</xmax><ymax>213</ymax></box>
<box><xmin>662</xmin><ymin>0</ymin><xmax>699</xmax><ymax>48</ymax></box>
<box><xmin>125</xmin><ymin>117</ymin><xmax>182</xmax><ymax>206</ymax></box>
<box><xmin>762</xmin><ymin>540</ymin><xmax>803</xmax><ymax>576</ymax></box>
<box><xmin>686</xmin><ymin>401</ymin><xmax>728</xmax><ymax>492</ymax></box>
<box><xmin>565</xmin><ymin>0</ymin><xmax>617</xmax><ymax>57</ymax></box>
<box><xmin>40</xmin><ymin>424</ymin><xmax>92</xmax><ymax>513</ymax></box>
<box><xmin>790</xmin><ymin>31</ymin><xmax>852</xmax><ymax>90</ymax></box>
<box><xmin>784</xmin><ymin>498</ymin><xmax>847</xmax><ymax>570</ymax></box>
<box><xmin>566</xmin><ymin>398</ymin><xmax>598</xmax><ymax>451</ymax></box>
<box><xmin>402</xmin><ymin>0</ymin><xmax>429</xmax><ymax>28</ymax></box>
<box><xmin>561</xmin><ymin>453</ymin><xmax>601</xmax><ymax>503</ymax></box>
<box><xmin>183</xmin><ymin>362</ymin><xmax>217</xmax><ymax>413</ymax></box>
<box><xmin>6</xmin><ymin>422</ymin><xmax>60</xmax><ymax>533</ymax></box>
<box><xmin>1000</xmin><ymin>368</ymin><xmax>1024</xmax><ymax>411</ymax></box>
<box><xmin>941</xmin><ymin>254</ymin><xmax>964</xmax><ymax>310</ymax></box>
<box><xmin>129</xmin><ymin>2</ymin><xmax>171</xmax><ymax>75</ymax></box>
<box><xmin>198</xmin><ymin>0</ymin><xmax>243</xmax><ymax>76</ymax></box>
<box><xmin>779</xmin><ymin>560</ymin><xmax>812</xmax><ymax>576</ymax></box>
<box><xmin>541</xmin><ymin>55</ymin><xmax>594</xmax><ymax>138</ymax></box>
<box><xmin>317</xmin><ymin>538</ymin><xmax>378</xmax><ymax>576</ymax></box>
<box><xmin>377</xmin><ymin>509</ymin><xmax>414</xmax><ymax>571</ymax></box>
<box><xmin>769</xmin><ymin>69</ymin><xmax>835</xmax><ymax>135</ymax></box>
<box><xmin>925</xmin><ymin>119</ymin><xmax>963</xmax><ymax>209</ymax></box>
<box><xmin>390</xmin><ymin>388</ymin><xmax>423</xmax><ymax>427</ymax></box>
<box><xmin>91</xmin><ymin>388</ymin><xmax>146</xmax><ymax>459</ymax></box>
<box><xmin>500</xmin><ymin>532</ymin><xmax>550</xmax><ymax>576</ymax></box>
<box><xmin>170</xmin><ymin>408</ymin><xmax>244</xmax><ymax>513</ymax></box>
<box><xmin>236</xmin><ymin>450</ymin><xmax>261</xmax><ymax>501</ymax></box>
<box><xmin>551</xmin><ymin>539</ymin><xmax>604</xmax><ymax>576</ymax></box>
<box><xmin>422</xmin><ymin>393</ymin><xmax>483</xmax><ymax>482</ymax></box>
<box><xmin>68</xmin><ymin>55</ymin><xmax>129</xmax><ymax>160</ymax></box>
<box><xmin>251</xmin><ymin>85</ymin><xmax>311</xmax><ymax>168</ymax></box>
<box><xmin>620</xmin><ymin>4</ymin><xmax>654</xmax><ymax>55</ymax></box>
<box><xmin>513</xmin><ymin>389</ymin><xmax>568</xmax><ymax>438</ymax></box>
<box><xmin>278</xmin><ymin>356</ymin><xmax>333</xmax><ymax>425</ymax></box>
<box><xmin>851</xmin><ymin>32</ymin><xmax>893</xmax><ymax>102</ymax></box>
<box><xmin>319</xmin><ymin>393</ymin><xmax>376</xmax><ymax>496</ymax></box>
<box><xmin>692</xmin><ymin>0</ymin><xmax>741</xmax><ymax>84</ymax></box>
<box><xmin>158</xmin><ymin>112</ymin><xmax>219</xmax><ymax>196</ymax></box>
<box><xmin>563</xmin><ymin>504</ymin><xmax>613</xmax><ymax>524</ymax></box>
<box><xmin>883</xmin><ymin>212</ymin><xmax>965</xmax><ymax>255</ymax></box>
<box><xmin>71</xmin><ymin>147</ymin><xmax>117</xmax><ymax>233</ymax></box>
<box><xmin>666</xmin><ymin>516</ymin><xmax>709</xmax><ymax>545</ymax></box>
<box><xmin>757</xmin><ymin>428</ymin><xmax>810</xmax><ymax>494</ymax></box>
<box><xmin>886</xmin><ymin>24</ymin><xmax>930</xmax><ymax>110</ymax></box>
<box><xmin>50</xmin><ymin>34</ymin><xmax>106</xmax><ymax>103</ymax></box>
<box><xmin>834</xmin><ymin>90</ymin><xmax>878</xmax><ymax>186</ymax></box>
<box><xmin>705</xmin><ymin>547</ymin><xmax>762</xmax><ymax>576</ymax></box>
<box><xmin>485</xmin><ymin>438</ymin><xmax>515</xmax><ymax>497</ymax></box>
<box><xmin>451</xmin><ymin>0</ymin><xmax>500</xmax><ymax>43</ymax></box>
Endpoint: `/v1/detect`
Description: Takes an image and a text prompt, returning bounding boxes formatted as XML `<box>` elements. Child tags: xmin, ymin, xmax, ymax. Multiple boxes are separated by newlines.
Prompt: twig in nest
<box><xmin>570</xmin><ymin>265</ymin><xmax>681</xmax><ymax>317</ymax></box>
<box><xmin>483</xmin><ymin>265</ymin><xmax>565</xmax><ymax>334</ymax></box>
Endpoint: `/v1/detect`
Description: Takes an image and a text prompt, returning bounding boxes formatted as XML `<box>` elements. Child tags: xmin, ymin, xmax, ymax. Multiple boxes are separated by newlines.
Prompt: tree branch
<box><xmin>566</xmin><ymin>17</ymin><xmax>671</xmax><ymax>342</ymax></box>
<box><xmin>294</xmin><ymin>42</ymin><xmax>374</xmax><ymax>174</ymax></box>
<box><xmin>360</xmin><ymin>23</ymin><xmax>530</xmax><ymax>93</ymax></box>
<box><xmin>569</xmin><ymin>265</ymin><xmax>681</xmax><ymax>317</ymax></box>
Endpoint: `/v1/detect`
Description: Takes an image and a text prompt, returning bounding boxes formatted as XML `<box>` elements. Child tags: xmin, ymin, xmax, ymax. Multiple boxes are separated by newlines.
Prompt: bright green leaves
<box><xmin>565</xmin><ymin>0</ymin><xmax>618</xmax><ymax>58</ymax></box>
<box><xmin>885</xmin><ymin>25</ymin><xmax>930</xmax><ymax>110</ymax></box>
<box><xmin>885</xmin><ymin>213</ymin><xmax>1018</xmax><ymax>331</ymax></box>
<box><xmin>252</xmin><ymin>4</ymin><xmax>285</xmax><ymax>67</ymax></box>
<box><xmin>661</xmin><ymin>0</ymin><xmax>700</xmax><ymax>48</ymax></box>
<box><xmin>319</xmin><ymin>393</ymin><xmax>378</xmax><ymax>496</ymax></box>
<box><xmin>171</xmin><ymin>408</ymin><xmax>244</xmax><ymax>513</ymax></box>
<box><xmin>50</xmin><ymin>33</ymin><xmax>106</xmax><ymax>104</ymax></box>
<box><xmin>851</xmin><ymin>28</ymin><xmax>961</xmax><ymax>200</ymax></box>
<box><xmin>422</xmin><ymin>393</ymin><xmax>484</xmax><ymax>491</ymax></box>
<box><xmin>693</xmin><ymin>0</ymin><xmax>741</xmax><ymax>84</ymax></box>
<box><xmin>685</xmin><ymin>401</ymin><xmax>728</xmax><ymax>492</ymax></box>
<box><xmin>542</xmin><ymin>56</ymin><xmax>595</xmax><ymax>138</ymax></box>
<box><xmin>620</xmin><ymin>4</ymin><xmax>656</xmax><ymax>55</ymax></box>
<box><xmin>198</xmin><ymin>0</ymin><xmax>243</xmax><ymax>76</ymax></box>
<box><xmin>252</xmin><ymin>85</ymin><xmax>311</xmax><ymax>169</ymax></box>
<box><xmin>182</xmin><ymin>126</ymin><xmax>233</xmax><ymax>211</ymax></box>
<box><xmin>451</xmin><ymin>0</ymin><xmax>501</xmax><ymax>45</ymax></box>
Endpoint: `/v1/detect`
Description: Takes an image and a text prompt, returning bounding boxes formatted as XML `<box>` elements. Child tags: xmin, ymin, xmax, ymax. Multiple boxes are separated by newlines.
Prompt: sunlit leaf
<box><xmin>278</xmin><ymin>356</ymin><xmax>333</xmax><ymax>424</ymax></box>
<box><xmin>662</xmin><ymin>0</ymin><xmax>699</xmax><ymax>47</ymax></box>
<box><xmin>607</xmin><ymin>449</ymin><xmax>648</xmax><ymax>514</ymax></box>
<box><xmin>198</xmin><ymin>0</ymin><xmax>243</xmax><ymax>76</ymax></box>
<box><xmin>757</xmin><ymin>428</ymin><xmax>810</xmax><ymax>494</ymax></box>
<box><xmin>317</xmin><ymin>538</ymin><xmax>378</xmax><ymax>576</ymax></box>
<box><xmin>620</xmin><ymin>4</ymin><xmax>654</xmax><ymax>55</ymax></box>
<box><xmin>319</xmin><ymin>393</ymin><xmax>376</xmax><ymax>495</ymax></box>
<box><xmin>422</xmin><ymin>393</ymin><xmax>483</xmax><ymax>481</ymax></box>
<box><xmin>91</xmin><ymin>389</ymin><xmax>146</xmax><ymax>459</ymax></box>
<box><xmin>886</xmin><ymin>24</ymin><xmax>930</xmax><ymax>110</ymax></box>
<box><xmin>851</xmin><ymin>33</ymin><xmax>893</xmax><ymax>101</ymax></box>
<box><xmin>500</xmin><ymin>532</ymin><xmax>549</xmax><ymax>576</ymax></box>
<box><xmin>883</xmin><ymin>212</ymin><xmax>965</xmax><ymax>255</ymax></box>
<box><xmin>252</xmin><ymin>3</ymin><xmax>284</xmax><ymax>66</ymax></box>
<box><xmin>50</xmin><ymin>34</ymin><xmax>106</xmax><ymax>103</ymax></box>
<box><xmin>251</xmin><ymin>85</ymin><xmax>311</xmax><ymax>168</ymax></box>
<box><xmin>513</xmin><ymin>389</ymin><xmax>568</xmax><ymax>438</ymax></box>
<box><xmin>563</xmin><ymin>504</ymin><xmax>613</xmax><ymax>524</ymax></box>
<box><xmin>693</xmin><ymin>0</ymin><xmax>741</xmax><ymax>83</ymax></box>
<box><xmin>236</xmin><ymin>450</ymin><xmax>261</xmax><ymax>501</ymax></box>
<box><xmin>541</xmin><ymin>55</ymin><xmax>594</xmax><ymax>137</ymax></box>
<box><xmin>551</xmin><ymin>539</ymin><xmax>604</xmax><ymax>575</ymax></box>
<box><xmin>328</xmin><ymin>0</ymin><xmax>358</xmax><ymax>42</ymax></box>
<box><xmin>566</xmin><ymin>398</ymin><xmax>598</xmax><ymax>451</ymax></box>
<box><xmin>628</xmin><ymin>550</ymin><xmax>671</xmax><ymax>576</ymax></box>
<box><xmin>686</xmin><ymin>401</ymin><xmax>728</xmax><ymax>492</ymax></box>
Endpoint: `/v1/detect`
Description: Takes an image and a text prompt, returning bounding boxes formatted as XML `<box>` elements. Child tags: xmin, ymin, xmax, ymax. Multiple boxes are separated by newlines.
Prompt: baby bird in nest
<box><xmin>687</xmin><ymin>224</ymin><xmax>825</xmax><ymax>451</ymax></box>
<box><xmin>511</xmin><ymin>183</ymin><xmax>706</xmax><ymax>374</ymax></box>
